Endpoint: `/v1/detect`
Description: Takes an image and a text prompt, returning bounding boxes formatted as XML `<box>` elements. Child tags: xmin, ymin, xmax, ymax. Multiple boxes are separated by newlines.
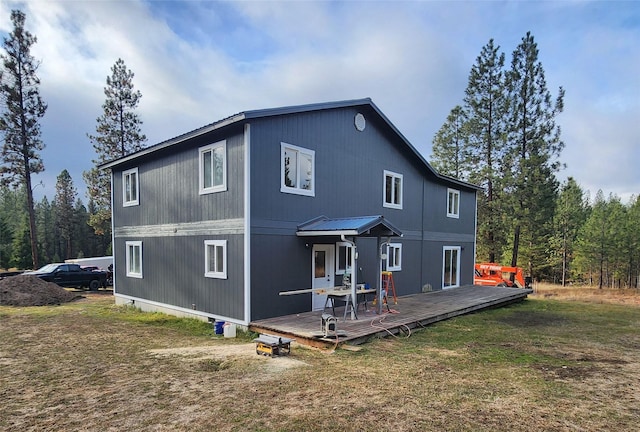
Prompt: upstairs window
<box><xmin>205</xmin><ymin>240</ymin><xmax>227</xmax><ymax>279</ymax></box>
<box><xmin>386</xmin><ymin>243</ymin><xmax>402</xmax><ymax>271</ymax></box>
<box><xmin>122</xmin><ymin>167</ymin><xmax>139</xmax><ymax>207</ymax></box>
<box><xmin>281</xmin><ymin>143</ymin><xmax>315</xmax><ymax>196</ymax></box>
<box><xmin>383</xmin><ymin>170</ymin><xmax>403</xmax><ymax>209</ymax></box>
<box><xmin>447</xmin><ymin>188</ymin><xmax>460</xmax><ymax>218</ymax></box>
<box><xmin>199</xmin><ymin>141</ymin><xmax>227</xmax><ymax>195</ymax></box>
<box><xmin>126</xmin><ymin>241</ymin><xmax>143</xmax><ymax>278</ymax></box>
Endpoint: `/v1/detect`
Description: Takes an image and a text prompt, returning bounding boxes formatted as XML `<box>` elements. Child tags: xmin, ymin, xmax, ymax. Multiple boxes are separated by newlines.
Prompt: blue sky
<box><xmin>0</xmin><ymin>0</ymin><xmax>638</xmax><ymax>204</ymax></box>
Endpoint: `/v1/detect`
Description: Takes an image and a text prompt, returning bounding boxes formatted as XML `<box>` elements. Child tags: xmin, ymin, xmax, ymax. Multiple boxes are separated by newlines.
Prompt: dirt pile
<box><xmin>0</xmin><ymin>275</ymin><xmax>82</xmax><ymax>306</ymax></box>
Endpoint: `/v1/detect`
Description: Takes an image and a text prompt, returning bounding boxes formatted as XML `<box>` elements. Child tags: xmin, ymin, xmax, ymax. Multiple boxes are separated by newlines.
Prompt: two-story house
<box><xmin>101</xmin><ymin>98</ymin><xmax>480</xmax><ymax>326</ymax></box>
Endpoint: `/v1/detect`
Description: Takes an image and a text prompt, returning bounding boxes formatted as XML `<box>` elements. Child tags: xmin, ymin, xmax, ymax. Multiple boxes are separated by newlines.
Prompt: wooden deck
<box><xmin>250</xmin><ymin>285</ymin><xmax>533</xmax><ymax>348</ymax></box>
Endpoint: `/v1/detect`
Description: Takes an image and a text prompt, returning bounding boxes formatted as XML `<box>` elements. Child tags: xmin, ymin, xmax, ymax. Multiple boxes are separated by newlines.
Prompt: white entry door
<box><xmin>312</xmin><ymin>244</ymin><xmax>335</xmax><ymax>311</ymax></box>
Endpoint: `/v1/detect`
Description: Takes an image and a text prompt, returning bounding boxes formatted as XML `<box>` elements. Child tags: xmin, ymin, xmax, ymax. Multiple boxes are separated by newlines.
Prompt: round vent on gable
<box><xmin>354</xmin><ymin>113</ymin><xmax>366</xmax><ymax>131</ymax></box>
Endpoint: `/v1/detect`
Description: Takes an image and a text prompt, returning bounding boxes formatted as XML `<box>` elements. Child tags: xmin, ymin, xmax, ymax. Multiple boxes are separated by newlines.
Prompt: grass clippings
<box><xmin>0</xmin><ymin>288</ymin><xmax>639</xmax><ymax>431</ymax></box>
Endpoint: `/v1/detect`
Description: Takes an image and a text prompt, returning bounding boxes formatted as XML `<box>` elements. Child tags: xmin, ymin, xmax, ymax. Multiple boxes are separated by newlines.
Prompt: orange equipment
<box><xmin>474</xmin><ymin>263</ymin><xmax>531</xmax><ymax>289</ymax></box>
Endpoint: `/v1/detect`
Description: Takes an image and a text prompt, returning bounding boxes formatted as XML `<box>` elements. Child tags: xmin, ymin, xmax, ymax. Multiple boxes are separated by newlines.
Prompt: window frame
<box><xmin>199</xmin><ymin>140</ymin><xmax>227</xmax><ymax>195</ymax></box>
<box><xmin>447</xmin><ymin>188</ymin><xmax>460</xmax><ymax>219</ymax></box>
<box><xmin>122</xmin><ymin>167</ymin><xmax>139</xmax><ymax>207</ymax></box>
<box><xmin>125</xmin><ymin>241</ymin><xmax>143</xmax><ymax>278</ymax></box>
<box><xmin>386</xmin><ymin>243</ymin><xmax>402</xmax><ymax>271</ymax></box>
<box><xmin>383</xmin><ymin>170</ymin><xmax>403</xmax><ymax>209</ymax></box>
<box><xmin>280</xmin><ymin>142</ymin><xmax>315</xmax><ymax>197</ymax></box>
<box><xmin>204</xmin><ymin>239</ymin><xmax>227</xmax><ymax>279</ymax></box>
<box><xmin>335</xmin><ymin>242</ymin><xmax>353</xmax><ymax>275</ymax></box>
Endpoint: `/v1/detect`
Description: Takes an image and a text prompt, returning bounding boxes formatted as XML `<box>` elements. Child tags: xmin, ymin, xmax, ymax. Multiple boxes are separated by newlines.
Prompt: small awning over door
<box><xmin>296</xmin><ymin>215</ymin><xmax>402</xmax><ymax>238</ymax></box>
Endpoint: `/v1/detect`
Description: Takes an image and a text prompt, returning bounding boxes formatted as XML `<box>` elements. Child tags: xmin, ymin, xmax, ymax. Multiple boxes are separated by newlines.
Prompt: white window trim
<box><xmin>442</xmin><ymin>246</ymin><xmax>461</xmax><ymax>288</ymax></box>
<box><xmin>205</xmin><ymin>240</ymin><xmax>227</xmax><ymax>279</ymax></box>
<box><xmin>335</xmin><ymin>242</ymin><xmax>353</xmax><ymax>275</ymax></box>
<box><xmin>122</xmin><ymin>167</ymin><xmax>139</xmax><ymax>207</ymax></box>
<box><xmin>387</xmin><ymin>243</ymin><xmax>402</xmax><ymax>271</ymax></box>
<box><xmin>383</xmin><ymin>170</ymin><xmax>403</xmax><ymax>209</ymax></box>
<box><xmin>280</xmin><ymin>142</ymin><xmax>315</xmax><ymax>197</ymax></box>
<box><xmin>447</xmin><ymin>188</ymin><xmax>460</xmax><ymax>219</ymax></box>
<box><xmin>199</xmin><ymin>141</ymin><xmax>227</xmax><ymax>195</ymax></box>
<box><xmin>125</xmin><ymin>241</ymin><xmax>143</xmax><ymax>278</ymax></box>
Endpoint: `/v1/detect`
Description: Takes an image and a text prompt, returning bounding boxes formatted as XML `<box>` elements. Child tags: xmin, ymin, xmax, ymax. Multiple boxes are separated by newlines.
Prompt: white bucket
<box><xmin>223</xmin><ymin>323</ymin><xmax>236</xmax><ymax>338</ymax></box>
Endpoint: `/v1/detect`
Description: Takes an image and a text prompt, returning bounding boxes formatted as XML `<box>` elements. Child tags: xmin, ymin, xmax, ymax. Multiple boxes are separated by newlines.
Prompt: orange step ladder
<box><xmin>381</xmin><ymin>271</ymin><xmax>397</xmax><ymax>305</ymax></box>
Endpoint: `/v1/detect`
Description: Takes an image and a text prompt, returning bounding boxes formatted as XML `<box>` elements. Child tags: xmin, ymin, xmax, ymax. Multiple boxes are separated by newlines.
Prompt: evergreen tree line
<box><xmin>0</xmin><ymin>173</ymin><xmax>109</xmax><ymax>270</ymax></box>
<box><xmin>431</xmin><ymin>33</ymin><xmax>639</xmax><ymax>288</ymax></box>
<box><xmin>0</xmin><ymin>10</ymin><xmax>146</xmax><ymax>269</ymax></box>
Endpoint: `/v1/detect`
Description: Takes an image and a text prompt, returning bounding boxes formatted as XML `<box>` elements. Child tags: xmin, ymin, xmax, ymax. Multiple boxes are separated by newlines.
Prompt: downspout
<box><xmin>341</xmin><ymin>234</ymin><xmax>357</xmax><ymax>320</ymax></box>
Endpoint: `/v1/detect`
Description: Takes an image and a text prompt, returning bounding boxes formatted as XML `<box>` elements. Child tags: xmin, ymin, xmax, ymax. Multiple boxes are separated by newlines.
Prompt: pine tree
<box><xmin>431</xmin><ymin>105</ymin><xmax>469</xmax><ymax>179</ymax></box>
<box><xmin>10</xmin><ymin>221</ymin><xmax>32</xmax><ymax>269</ymax></box>
<box><xmin>575</xmin><ymin>191</ymin><xmax>611</xmax><ymax>288</ymax></box>
<box><xmin>83</xmin><ymin>58</ymin><xmax>146</xmax><ymax>237</ymax></box>
<box><xmin>627</xmin><ymin>196</ymin><xmax>640</xmax><ymax>288</ymax></box>
<box><xmin>54</xmin><ymin>169</ymin><xmax>77</xmax><ymax>259</ymax></box>
<box><xmin>463</xmin><ymin>39</ymin><xmax>510</xmax><ymax>263</ymax></box>
<box><xmin>0</xmin><ymin>10</ymin><xmax>47</xmax><ymax>269</ymax></box>
<box><xmin>0</xmin><ymin>213</ymin><xmax>12</xmax><ymax>269</ymax></box>
<box><xmin>552</xmin><ymin>177</ymin><xmax>588</xmax><ymax>285</ymax></box>
<box><xmin>506</xmin><ymin>32</ymin><xmax>565</xmax><ymax>278</ymax></box>
<box><xmin>35</xmin><ymin>196</ymin><xmax>54</xmax><ymax>264</ymax></box>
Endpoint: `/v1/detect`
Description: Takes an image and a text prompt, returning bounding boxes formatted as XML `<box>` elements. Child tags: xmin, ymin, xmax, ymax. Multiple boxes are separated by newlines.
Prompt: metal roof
<box><xmin>296</xmin><ymin>215</ymin><xmax>402</xmax><ymax>238</ymax></box>
<box><xmin>99</xmin><ymin>98</ymin><xmax>480</xmax><ymax>191</ymax></box>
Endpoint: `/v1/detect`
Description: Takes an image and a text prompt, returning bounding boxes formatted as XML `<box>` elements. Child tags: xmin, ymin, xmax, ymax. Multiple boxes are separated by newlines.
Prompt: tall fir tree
<box><xmin>0</xmin><ymin>10</ymin><xmax>47</xmax><ymax>269</ymax></box>
<box><xmin>506</xmin><ymin>32</ymin><xmax>564</xmax><ymax>278</ymax></box>
<box><xmin>463</xmin><ymin>39</ymin><xmax>510</xmax><ymax>263</ymax></box>
<box><xmin>83</xmin><ymin>58</ymin><xmax>146</xmax><ymax>238</ymax></box>
<box><xmin>54</xmin><ymin>169</ymin><xmax>77</xmax><ymax>260</ymax></box>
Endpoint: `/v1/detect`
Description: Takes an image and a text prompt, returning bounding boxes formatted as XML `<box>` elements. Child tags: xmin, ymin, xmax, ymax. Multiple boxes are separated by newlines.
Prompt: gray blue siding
<box><xmin>107</xmin><ymin>99</ymin><xmax>479</xmax><ymax>323</ymax></box>
<box><xmin>247</xmin><ymin>106</ymin><xmax>477</xmax><ymax>319</ymax></box>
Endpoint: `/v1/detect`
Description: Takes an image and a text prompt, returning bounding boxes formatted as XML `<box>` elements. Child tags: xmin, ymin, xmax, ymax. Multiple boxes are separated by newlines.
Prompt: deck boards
<box><xmin>250</xmin><ymin>285</ymin><xmax>532</xmax><ymax>348</ymax></box>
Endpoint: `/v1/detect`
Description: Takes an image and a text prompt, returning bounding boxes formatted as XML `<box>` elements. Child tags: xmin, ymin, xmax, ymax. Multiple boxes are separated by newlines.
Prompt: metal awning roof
<box><xmin>296</xmin><ymin>215</ymin><xmax>402</xmax><ymax>238</ymax></box>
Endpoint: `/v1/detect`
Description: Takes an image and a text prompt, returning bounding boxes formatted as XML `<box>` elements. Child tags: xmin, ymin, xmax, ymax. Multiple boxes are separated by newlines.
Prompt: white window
<box><xmin>447</xmin><ymin>188</ymin><xmax>460</xmax><ymax>218</ymax></box>
<box><xmin>126</xmin><ymin>241</ymin><xmax>143</xmax><ymax>278</ymax></box>
<box><xmin>199</xmin><ymin>141</ymin><xmax>227</xmax><ymax>195</ymax></box>
<box><xmin>443</xmin><ymin>246</ymin><xmax>461</xmax><ymax>288</ymax></box>
<box><xmin>335</xmin><ymin>242</ymin><xmax>353</xmax><ymax>275</ymax></box>
<box><xmin>387</xmin><ymin>243</ymin><xmax>402</xmax><ymax>271</ymax></box>
<box><xmin>205</xmin><ymin>240</ymin><xmax>227</xmax><ymax>279</ymax></box>
<box><xmin>383</xmin><ymin>170</ymin><xmax>403</xmax><ymax>209</ymax></box>
<box><xmin>122</xmin><ymin>167</ymin><xmax>139</xmax><ymax>207</ymax></box>
<box><xmin>281</xmin><ymin>143</ymin><xmax>315</xmax><ymax>196</ymax></box>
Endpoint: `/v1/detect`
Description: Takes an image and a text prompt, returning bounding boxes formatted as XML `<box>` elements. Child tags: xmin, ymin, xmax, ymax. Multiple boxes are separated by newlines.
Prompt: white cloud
<box><xmin>0</xmin><ymin>0</ymin><xmax>636</xmax><ymax>205</ymax></box>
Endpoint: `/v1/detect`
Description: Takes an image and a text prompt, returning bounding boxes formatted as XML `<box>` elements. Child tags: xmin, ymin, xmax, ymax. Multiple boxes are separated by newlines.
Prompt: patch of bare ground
<box><xmin>148</xmin><ymin>343</ymin><xmax>307</xmax><ymax>373</ymax></box>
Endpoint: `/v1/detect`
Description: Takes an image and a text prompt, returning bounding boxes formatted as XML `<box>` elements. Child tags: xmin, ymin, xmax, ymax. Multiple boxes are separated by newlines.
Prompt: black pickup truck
<box><xmin>23</xmin><ymin>263</ymin><xmax>109</xmax><ymax>291</ymax></box>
